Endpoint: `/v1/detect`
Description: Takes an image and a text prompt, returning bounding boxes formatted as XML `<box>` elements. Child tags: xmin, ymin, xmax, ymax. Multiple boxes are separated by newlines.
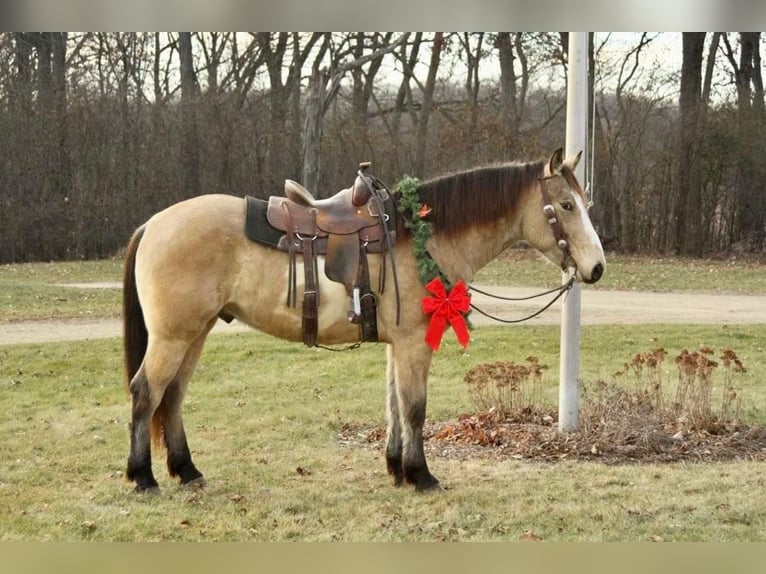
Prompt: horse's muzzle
<box><xmin>583</xmin><ymin>262</ymin><xmax>604</xmax><ymax>284</ymax></box>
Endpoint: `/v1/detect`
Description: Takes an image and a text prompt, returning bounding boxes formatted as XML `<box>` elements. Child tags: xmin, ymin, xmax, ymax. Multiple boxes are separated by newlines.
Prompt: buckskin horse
<box><xmin>122</xmin><ymin>149</ymin><xmax>605</xmax><ymax>493</ymax></box>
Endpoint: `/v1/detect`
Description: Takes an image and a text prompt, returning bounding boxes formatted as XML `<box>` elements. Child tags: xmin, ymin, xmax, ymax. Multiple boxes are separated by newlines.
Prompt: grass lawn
<box><xmin>476</xmin><ymin>249</ymin><xmax>766</xmax><ymax>293</ymax></box>
<box><xmin>1</xmin><ymin>251</ymin><xmax>765</xmax><ymax>322</ymax></box>
<box><xmin>1</xmin><ymin>324</ymin><xmax>765</xmax><ymax>541</ymax></box>
<box><xmin>0</xmin><ymin>258</ymin><xmax>122</xmax><ymax>321</ymax></box>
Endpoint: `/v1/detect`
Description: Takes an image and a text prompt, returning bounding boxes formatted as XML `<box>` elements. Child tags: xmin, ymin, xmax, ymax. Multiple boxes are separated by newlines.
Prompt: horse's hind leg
<box><xmin>390</xmin><ymin>340</ymin><xmax>441</xmax><ymax>491</ymax></box>
<box><xmin>126</xmin><ymin>364</ymin><xmax>160</xmax><ymax>492</ymax></box>
<box><xmin>384</xmin><ymin>345</ymin><xmax>404</xmax><ymax>486</ymax></box>
<box><xmin>126</xmin><ymin>338</ymin><xmax>190</xmax><ymax>493</ymax></box>
<box><xmin>159</xmin><ymin>321</ymin><xmax>215</xmax><ymax>487</ymax></box>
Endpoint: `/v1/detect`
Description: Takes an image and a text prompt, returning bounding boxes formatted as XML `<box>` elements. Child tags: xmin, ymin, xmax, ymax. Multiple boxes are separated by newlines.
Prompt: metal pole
<box><xmin>558</xmin><ymin>32</ymin><xmax>588</xmax><ymax>433</ymax></box>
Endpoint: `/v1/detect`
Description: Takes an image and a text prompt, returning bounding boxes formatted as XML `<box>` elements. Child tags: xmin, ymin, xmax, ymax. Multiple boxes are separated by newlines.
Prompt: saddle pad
<box><xmin>244</xmin><ymin>196</ymin><xmax>285</xmax><ymax>248</ymax></box>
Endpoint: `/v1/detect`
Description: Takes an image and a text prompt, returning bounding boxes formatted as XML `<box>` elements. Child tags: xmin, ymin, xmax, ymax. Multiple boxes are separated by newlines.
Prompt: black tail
<box><xmin>123</xmin><ymin>226</ymin><xmax>148</xmax><ymax>386</ymax></box>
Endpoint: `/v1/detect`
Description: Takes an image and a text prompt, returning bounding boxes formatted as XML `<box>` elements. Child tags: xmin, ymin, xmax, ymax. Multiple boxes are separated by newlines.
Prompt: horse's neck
<box><xmin>426</xmin><ymin>216</ymin><xmax>521</xmax><ymax>284</ymax></box>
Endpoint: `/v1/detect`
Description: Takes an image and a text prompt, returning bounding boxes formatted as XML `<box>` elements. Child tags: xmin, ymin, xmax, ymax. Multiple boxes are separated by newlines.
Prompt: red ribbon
<box><xmin>421</xmin><ymin>278</ymin><xmax>471</xmax><ymax>351</ymax></box>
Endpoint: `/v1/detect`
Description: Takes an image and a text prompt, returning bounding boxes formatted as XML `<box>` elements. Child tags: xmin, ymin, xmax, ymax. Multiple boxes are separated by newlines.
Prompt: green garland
<box><xmin>395</xmin><ymin>175</ymin><xmax>473</xmax><ymax>330</ymax></box>
<box><xmin>395</xmin><ymin>176</ymin><xmax>450</xmax><ymax>287</ymax></box>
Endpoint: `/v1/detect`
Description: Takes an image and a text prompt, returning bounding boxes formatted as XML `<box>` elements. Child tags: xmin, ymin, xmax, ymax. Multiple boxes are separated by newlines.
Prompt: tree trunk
<box><xmin>351</xmin><ymin>32</ymin><xmax>367</xmax><ymax>124</ymax></box>
<box><xmin>301</xmin><ymin>33</ymin><xmax>407</xmax><ymax>192</ymax></box>
<box><xmin>723</xmin><ymin>32</ymin><xmax>766</xmax><ymax>251</ymax></box>
<box><xmin>414</xmin><ymin>32</ymin><xmax>443</xmax><ymax>177</ymax></box>
<box><xmin>257</xmin><ymin>33</ymin><xmax>289</xmax><ymax>190</ymax></box>
<box><xmin>461</xmin><ymin>33</ymin><xmax>483</xmax><ymax>150</ymax></box>
<box><xmin>390</xmin><ymin>33</ymin><xmax>422</xmax><ymax>174</ymax></box>
<box><xmin>179</xmin><ymin>32</ymin><xmax>201</xmax><ymax>197</ymax></box>
<box><xmin>13</xmin><ymin>33</ymin><xmax>33</xmax><ymax>116</ymax></box>
<box><xmin>50</xmin><ymin>31</ymin><xmax>72</xmax><ymax>199</ymax></box>
<box><xmin>302</xmin><ymin>67</ymin><xmax>328</xmax><ymax>192</ymax></box>
<box><xmin>735</xmin><ymin>33</ymin><xmax>765</xmax><ymax>250</ymax></box>
<box><xmin>701</xmin><ymin>32</ymin><xmax>721</xmax><ymax>107</ymax></box>
<box><xmin>494</xmin><ymin>32</ymin><xmax>528</xmax><ymax>148</ymax></box>
<box><xmin>23</xmin><ymin>33</ymin><xmax>73</xmax><ymax>258</ymax></box>
<box><xmin>674</xmin><ymin>32</ymin><xmax>705</xmax><ymax>255</ymax></box>
<box><xmin>351</xmin><ymin>32</ymin><xmax>392</xmax><ymax>125</ymax></box>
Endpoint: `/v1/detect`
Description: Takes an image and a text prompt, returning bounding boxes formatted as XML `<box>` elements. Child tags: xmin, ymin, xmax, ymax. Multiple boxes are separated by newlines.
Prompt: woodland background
<box><xmin>0</xmin><ymin>32</ymin><xmax>764</xmax><ymax>263</ymax></box>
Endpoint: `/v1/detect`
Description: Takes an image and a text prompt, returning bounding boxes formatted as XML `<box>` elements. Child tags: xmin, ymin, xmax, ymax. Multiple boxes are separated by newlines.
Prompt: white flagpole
<box><xmin>558</xmin><ymin>32</ymin><xmax>588</xmax><ymax>433</ymax></box>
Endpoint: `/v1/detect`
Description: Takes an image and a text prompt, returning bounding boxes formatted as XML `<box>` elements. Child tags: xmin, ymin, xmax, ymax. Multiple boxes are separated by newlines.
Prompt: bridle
<box><xmin>538</xmin><ymin>173</ymin><xmax>573</xmax><ymax>272</ymax></box>
<box><xmin>466</xmin><ymin>172</ymin><xmax>580</xmax><ymax>324</ymax></box>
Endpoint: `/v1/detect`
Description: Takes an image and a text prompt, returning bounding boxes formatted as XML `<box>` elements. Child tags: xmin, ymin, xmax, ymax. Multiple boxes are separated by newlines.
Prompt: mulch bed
<box><xmin>338</xmin><ymin>408</ymin><xmax>766</xmax><ymax>464</ymax></box>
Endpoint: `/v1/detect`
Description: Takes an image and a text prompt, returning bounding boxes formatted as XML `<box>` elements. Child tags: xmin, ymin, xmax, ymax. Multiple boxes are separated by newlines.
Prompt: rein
<box><xmin>467</xmin><ymin>276</ymin><xmax>574</xmax><ymax>324</ymax></box>
<box><xmin>356</xmin><ymin>170</ymin><xmax>401</xmax><ymax>325</ymax></box>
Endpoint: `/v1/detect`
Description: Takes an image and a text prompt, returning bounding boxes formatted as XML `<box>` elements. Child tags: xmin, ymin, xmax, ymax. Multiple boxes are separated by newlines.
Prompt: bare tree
<box><xmin>386</xmin><ymin>32</ymin><xmax>423</xmax><ymax>174</ymax></box>
<box><xmin>351</xmin><ymin>32</ymin><xmax>393</xmax><ymax>123</ymax></box>
<box><xmin>413</xmin><ymin>32</ymin><xmax>443</xmax><ymax>178</ymax></box>
<box><xmin>722</xmin><ymin>32</ymin><xmax>766</xmax><ymax>251</ymax></box>
<box><xmin>198</xmin><ymin>32</ymin><xmax>229</xmax><ymax>96</ymax></box>
<box><xmin>3</xmin><ymin>30</ymin><xmax>766</xmax><ymax>262</ymax></box>
<box><xmin>675</xmin><ymin>32</ymin><xmax>706</xmax><ymax>255</ymax></box>
<box><xmin>494</xmin><ymin>32</ymin><xmax>529</xmax><ymax>145</ymax></box>
<box><xmin>302</xmin><ymin>33</ymin><xmax>408</xmax><ymax>191</ymax></box>
<box><xmin>256</xmin><ymin>33</ymin><xmax>323</xmax><ymax>190</ymax></box>
<box><xmin>12</xmin><ymin>32</ymin><xmax>33</xmax><ymax>116</ymax></box>
<box><xmin>179</xmin><ymin>32</ymin><xmax>201</xmax><ymax>197</ymax></box>
<box><xmin>458</xmin><ymin>32</ymin><xmax>484</xmax><ymax>146</ymax></box>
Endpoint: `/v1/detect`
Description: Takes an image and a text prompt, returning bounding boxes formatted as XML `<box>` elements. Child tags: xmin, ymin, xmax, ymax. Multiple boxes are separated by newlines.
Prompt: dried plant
<box><xmin>610</xmin><ymin>345</ymin><xmax>746</xmax><ymax>431</ymax></box>
<box><xmin>463</xmin><ymin>357</ymin><xmax>548</xmax><ymax>419</ymax></box>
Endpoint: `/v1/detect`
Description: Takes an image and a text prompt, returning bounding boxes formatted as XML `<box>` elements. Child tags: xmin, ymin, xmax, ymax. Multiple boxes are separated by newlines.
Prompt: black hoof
<box><xmin>128</xmin><ymin>470</ymin><xmax>159</xmax><ymax>494</ymax></box>
<box><xmin>404</xmin><ymin>464</ymin><xmax>441</xmax><ymax>492</ymax></box>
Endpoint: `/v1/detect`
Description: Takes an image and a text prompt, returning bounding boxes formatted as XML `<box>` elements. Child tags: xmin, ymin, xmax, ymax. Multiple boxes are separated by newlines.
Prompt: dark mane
<box><xmin>396</xmin><ymin>160</ymin><xmax>545</xmax><ymax>236</ymax></box>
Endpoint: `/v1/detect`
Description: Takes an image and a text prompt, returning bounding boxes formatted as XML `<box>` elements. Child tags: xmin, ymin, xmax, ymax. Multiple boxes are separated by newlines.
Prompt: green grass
<box><xmin>1</xmin><ymin>255</ymin><xmax>765</xmax><ymax>540</ymax></box>
<box><xmin>0</xmin><ymin>259</ymin><xmax>123</xmax><ymax>284</ymax></box>
<box><xmin>1</xmin><ymin>252</ymin><xmax>765</xmax><ymax>322</ymax></box>
<box><xmin>1</xmin><ymin>324</ymin><xmax>765</xmax><ymax>541</ymax></box>
<box><xmin>477</xmin><ymin>249</ymin><xmax>766</xmax><ymax>294</ymax></box>
<box><xmin>0</xmin><ymin>259</ymin><xmax>122</xmax><ymax>321</ymax></box>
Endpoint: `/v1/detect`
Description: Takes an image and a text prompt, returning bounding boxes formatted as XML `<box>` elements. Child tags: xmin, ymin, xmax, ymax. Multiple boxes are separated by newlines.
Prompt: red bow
<box><xmin>421</xmin><ymin>278</ymin><xmax>471</xmax><ymax>351</ymax></box>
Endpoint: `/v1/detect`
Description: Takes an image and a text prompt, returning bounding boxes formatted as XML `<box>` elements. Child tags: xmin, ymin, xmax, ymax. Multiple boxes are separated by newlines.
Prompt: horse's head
<box><xmin>525</xmin><ymin>149</ymin><xmax>605</xmax><ymax>284</ymax></box>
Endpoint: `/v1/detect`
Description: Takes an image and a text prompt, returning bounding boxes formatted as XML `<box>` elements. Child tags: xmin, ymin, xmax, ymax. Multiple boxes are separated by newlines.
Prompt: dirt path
<box><xmin>2</xmin><ymin>284</ymin><xmax>766</xmax><ymax>346</ymax></box>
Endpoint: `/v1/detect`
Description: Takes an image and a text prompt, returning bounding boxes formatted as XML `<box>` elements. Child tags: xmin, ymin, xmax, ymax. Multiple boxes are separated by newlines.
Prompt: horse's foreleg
<box><xmin>384</xmin><ymin>345</ymin><xmax>404</xmax><ymax>485</ymax></box>
<box><xmin>160</xmin><ymin>323</ymin><xmax>214</xmax><ymax>487</ymax></box>
<box><xmin>391</xmin><ymin>341</ymin><xmax>441</xmax><ymax>491</ymax></box>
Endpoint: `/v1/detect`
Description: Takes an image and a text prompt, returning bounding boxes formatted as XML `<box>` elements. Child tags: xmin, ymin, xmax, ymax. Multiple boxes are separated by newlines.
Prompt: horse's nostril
<box><xmin>590</xmin><ymin>263</ymin><xmax>604</xmax><ymax>283</ymax></box>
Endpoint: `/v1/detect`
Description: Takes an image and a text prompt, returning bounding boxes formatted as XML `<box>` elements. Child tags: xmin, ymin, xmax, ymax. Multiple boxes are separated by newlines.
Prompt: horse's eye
<box><xmin>560</xmin><ymin>201</ymin><xmax>574</xmax><ymax>212</ymax></box>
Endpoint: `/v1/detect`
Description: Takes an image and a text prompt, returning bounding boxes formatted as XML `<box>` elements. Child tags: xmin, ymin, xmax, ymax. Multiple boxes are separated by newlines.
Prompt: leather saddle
<box><xmin>266</xmin><ymin>173</ymin><xmax>394</xmax><ymax>292</ymax></box>
<box><xmin>260</xmin><ymin>163</ymin><xmax>398</xmax><ymax>347</ymax></box>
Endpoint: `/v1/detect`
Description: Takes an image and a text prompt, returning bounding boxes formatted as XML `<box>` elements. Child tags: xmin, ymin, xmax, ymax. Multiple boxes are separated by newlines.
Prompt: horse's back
<box><xmin>144</xmin><ymin>194</ymin><xmax>243</xmax><ymax>238</ymax></box>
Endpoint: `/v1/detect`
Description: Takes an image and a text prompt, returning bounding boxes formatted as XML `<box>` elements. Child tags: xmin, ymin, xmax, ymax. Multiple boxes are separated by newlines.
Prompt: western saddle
<box><xmin>262</xmin><ymin>163</ymin><xmax>398</xmax><ymax>347</ymax></box>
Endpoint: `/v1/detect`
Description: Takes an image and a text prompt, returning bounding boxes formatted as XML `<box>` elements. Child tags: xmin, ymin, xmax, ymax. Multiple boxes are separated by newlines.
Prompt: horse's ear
<box><xmin>548</xmin><ymin>148</ymin><xmax>564</xmax><ymax>175</ymax></box>
<box><xmin>570</xmin><ymin>150</ymin><xmax>583</xmax><ymax>170</ymax></box>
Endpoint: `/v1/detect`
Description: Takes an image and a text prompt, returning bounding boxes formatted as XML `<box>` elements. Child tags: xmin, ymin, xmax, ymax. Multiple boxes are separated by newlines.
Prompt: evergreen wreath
<box><xmin>395</xmin><ymin>175</ymin><xmax>473</xmax><ymax>335</ymax></box>
<box><xmin>395</xmin><ymin>176</ymin><xmax>450</xmax><ymax>287</ymax></box>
